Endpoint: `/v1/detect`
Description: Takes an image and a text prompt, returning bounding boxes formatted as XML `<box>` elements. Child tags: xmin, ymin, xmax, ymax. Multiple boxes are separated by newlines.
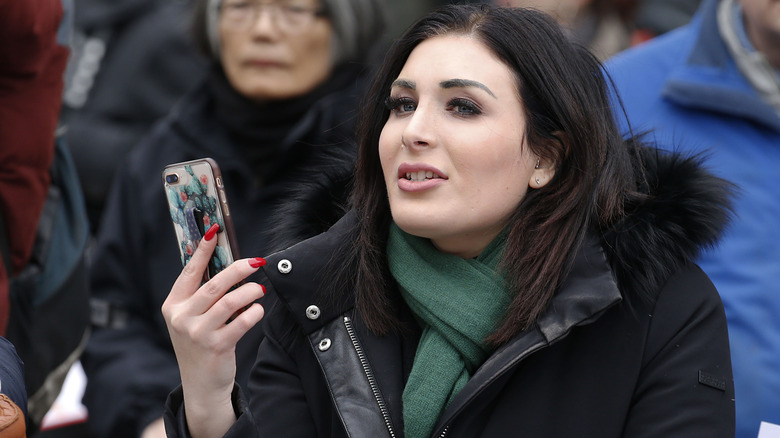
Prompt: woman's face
<box><xmin>379</xmin><ymin>35</ymin><xmax>545</xmax><ymax>259</ymax></box>
<box><xmin>219</xmin><ymin>0</ymin><xmax>334</xmax><ymax>100</ymax></box>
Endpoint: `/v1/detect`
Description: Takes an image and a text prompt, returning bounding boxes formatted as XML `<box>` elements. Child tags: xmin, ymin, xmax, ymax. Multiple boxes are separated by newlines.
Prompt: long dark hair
<box><xmin>341</xmin><ymin>4</ymin><xmax>641</xmax><ymax>344</ymax></box>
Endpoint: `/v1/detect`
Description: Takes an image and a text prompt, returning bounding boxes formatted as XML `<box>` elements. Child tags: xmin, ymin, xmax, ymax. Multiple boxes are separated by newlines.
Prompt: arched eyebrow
<box><xmin>440</xmin><ymin>79</ymin><xmax>496</xmax><ymax>98</ymax></box>
<box><xmin>390</xmin><ymin>79</ymin><xmax>416</xmax><ymax>90</ymax></box>
<box><xmin>390</xmin><ymin>78</ymin><xmax>496</xmax><ymax>99</ymax></box>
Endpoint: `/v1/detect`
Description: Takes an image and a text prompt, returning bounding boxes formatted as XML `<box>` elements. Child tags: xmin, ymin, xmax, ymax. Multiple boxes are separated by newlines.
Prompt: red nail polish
<box><xmin>260</xmin><ymin>284</ymin><xmax>266</xmax><ymax>293</ymax></box>
<box><xmin>204</xmin><ymin>224</ymin><xmax>219</xmax><ymax>241</ymax></box>
<box><xmin>249</xmin><ymin>257</ymin><xmax>266</xmax><ymax>268</ymax></box>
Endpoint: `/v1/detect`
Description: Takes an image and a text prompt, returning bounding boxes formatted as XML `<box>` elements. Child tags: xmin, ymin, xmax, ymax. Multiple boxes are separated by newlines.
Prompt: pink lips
<box><xmin>397</xmin><ymin>163</ymin><xmax>448</xmax><ymax>192</ymax></box>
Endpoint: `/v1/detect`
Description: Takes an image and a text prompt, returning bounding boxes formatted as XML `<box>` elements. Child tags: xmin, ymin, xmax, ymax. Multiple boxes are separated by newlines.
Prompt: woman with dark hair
<box><xmin>163</xmin><ymin>4</ymin><xmax>735</xmax><ymax>437</ymax></box>
<box><xmin>81</xmin><ymin>1</ymin><xmax>387</xmax><ymax>437</ymax></box>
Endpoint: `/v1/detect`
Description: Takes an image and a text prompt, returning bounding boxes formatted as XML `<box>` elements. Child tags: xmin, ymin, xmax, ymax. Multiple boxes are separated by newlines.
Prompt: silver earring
<box><xmin>535</xmin><ymin>158</ymin><xmax>540</xmax><ymax>169</ymax></box>
<box><xmin>536</xmin><ymin>177</ymin><xmax>540</xmax><ymax>184</ymax></box>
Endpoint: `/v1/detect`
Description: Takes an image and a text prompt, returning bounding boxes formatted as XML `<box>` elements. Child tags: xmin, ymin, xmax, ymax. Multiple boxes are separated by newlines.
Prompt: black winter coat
<box><xmin>82</xmin><ymin>71</ymin><xmax>363</xmax><ymax>437</ymax></box>
<box><xmin>62</xmin><ymin>0</ymin><xmax>208</xmax><ymax>230</ymax></box>
<box><xmin>165</xmin><ymin>149</ymin><xmax>735</xmax><ymax>437</ymax></box>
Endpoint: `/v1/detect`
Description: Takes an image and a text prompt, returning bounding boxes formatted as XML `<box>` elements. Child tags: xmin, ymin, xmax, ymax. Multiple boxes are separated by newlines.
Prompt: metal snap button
<box><xmin>277</xmin><ymin>259</ymin><xmax>292</xmax><ymax>274</ymax></box>
<box><xmin>318</xmin><ymin>338</ymin><xmax>331</xmax><ymax>351</ymax></box>
<box><xmin>305</xmin><ymin>305</ymin><xmax>321</xmax><ymax>320</ymax></box>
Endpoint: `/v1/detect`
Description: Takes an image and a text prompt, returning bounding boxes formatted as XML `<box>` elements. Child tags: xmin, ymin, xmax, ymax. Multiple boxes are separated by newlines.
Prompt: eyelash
<box><xmin>448</xmin><ymin>98</ymin><xmax>482</xmax><ymax>116</ymax></box>
<box><xmin>384</xmin><ymin>96</ymin><xmax>415</xmax><ymax>114</ymax></box>
<box><xmin>383</xmin><ymin>96</ymin><xmax>483</xmax><ymax>117</ymax></box>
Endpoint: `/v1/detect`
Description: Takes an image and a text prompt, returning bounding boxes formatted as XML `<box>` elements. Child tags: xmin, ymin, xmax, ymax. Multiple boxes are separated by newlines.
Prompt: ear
<box><xmin>528</xmin><ymin>130</ymin><xmax>567</xmax><ymax>189</ymax></box>
<box><xmin>529</xmin><ymin>155</ymin><xmax>556</xmax><ymax>189</ymax></box>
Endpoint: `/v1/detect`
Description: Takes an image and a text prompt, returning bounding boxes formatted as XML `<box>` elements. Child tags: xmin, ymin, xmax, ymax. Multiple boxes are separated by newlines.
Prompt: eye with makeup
<box><xmin>384</xmin><ymin>96</ymin><xmax>417</xmax><ymax>115</ymax></box>
<box><xmin>447</xmin><ymin>98</ymin><xmax>482</xmax><ymax>117</ymax></box>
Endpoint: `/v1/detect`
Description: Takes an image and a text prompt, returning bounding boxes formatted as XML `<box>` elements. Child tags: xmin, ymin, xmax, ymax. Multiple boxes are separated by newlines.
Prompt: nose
<box><xmin>400</xmin><ymin>103</ymin><xmax>435</xmax><ymax>149</ymax></box>
<box><xmin>250</xmin><ymin>4</ymin><xmax>280</xmax><ymax>36</ymax></box>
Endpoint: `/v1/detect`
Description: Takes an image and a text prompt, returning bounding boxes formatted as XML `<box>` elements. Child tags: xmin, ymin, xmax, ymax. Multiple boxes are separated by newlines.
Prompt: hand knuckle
<box><xmin>181</xmin><ymin>261</ymin><xmax>199</xmax><ymax>277</ymax></box>
<box><xmin>220</xmin><ymin>293</ymin><xmax>240</xmax><ymax>312</ymax></box>
<box><xmin>231</xmin><ymin>314</ymin><xmax>254</xmax><ymax>333</ymax></box>
<box><xmin>188</xmin><ymin>321</ymin><xmax>207</xmax><ymax>342</ymax></box>
<box><xmin>203</xmin><ymin>281</ymin><xmax>222</xmax><ymax>297</ymax></box>
<box><xmin>168</xmin><ymin>312</ymin><xmax>185</xmax><ymax>331</ymax></box>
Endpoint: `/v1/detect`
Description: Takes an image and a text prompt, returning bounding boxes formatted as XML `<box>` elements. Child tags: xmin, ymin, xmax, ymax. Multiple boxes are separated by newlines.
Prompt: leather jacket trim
<box><xmin>308</xmin><ymin>314</ymin><xmax>395</xmax><ymax>438</ymax></box>
<box><xmin>537</xmin><ymin>233</ymin><xmax>622</xmax><ymax>342</ymax></box>
<box><xmin>431</xmin><ymin>234</ymin><xmax>622</xmax><ymax>435</ymax></box>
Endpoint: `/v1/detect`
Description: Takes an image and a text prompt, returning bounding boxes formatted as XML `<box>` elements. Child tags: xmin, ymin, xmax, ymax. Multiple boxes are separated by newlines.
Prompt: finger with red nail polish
<box><xmin>249</xmin><ymin>257</ymin><xmax>266</xmax><ymax>268</ymax></box>
<box><xmin>204</xmin><ymin>223</ymin><xmax>219</xmax><ymax>241</ymax></box>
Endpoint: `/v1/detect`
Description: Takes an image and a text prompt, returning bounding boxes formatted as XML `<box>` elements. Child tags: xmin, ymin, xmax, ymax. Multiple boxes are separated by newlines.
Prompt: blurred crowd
<box><xmin>60</xmin><ymin>0</ymin><xmax>700</xmax><ymax>236</ymax></box>
<box><xmin>2</xmin><ymin>0</ymin><xmax>778</xmax><ymax>437</ymax></box>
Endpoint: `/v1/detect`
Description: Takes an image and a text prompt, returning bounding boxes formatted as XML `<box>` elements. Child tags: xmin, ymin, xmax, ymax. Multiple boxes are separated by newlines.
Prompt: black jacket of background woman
<box><xmin>82</xmin><ymin>64</ymin><xmax>366</xmax><ymax>438</ymax></box>
<box><xmin>166</xmin><ymin>147</ymin><xmax>735</xmax><ymax>437</ymax></box>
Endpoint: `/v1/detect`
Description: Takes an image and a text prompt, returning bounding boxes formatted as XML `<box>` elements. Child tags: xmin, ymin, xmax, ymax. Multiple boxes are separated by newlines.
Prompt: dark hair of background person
<box><xmin>339</xmin><ymin>4</ymin><xmax>645</xmax><ymax>345</ymax></box>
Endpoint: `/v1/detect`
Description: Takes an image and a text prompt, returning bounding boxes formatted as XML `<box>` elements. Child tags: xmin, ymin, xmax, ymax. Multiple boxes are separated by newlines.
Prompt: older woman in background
<box><xmin>81</xmin><ymin>1</ymin><xmax>387</xmax><ymax>437</ymax></box>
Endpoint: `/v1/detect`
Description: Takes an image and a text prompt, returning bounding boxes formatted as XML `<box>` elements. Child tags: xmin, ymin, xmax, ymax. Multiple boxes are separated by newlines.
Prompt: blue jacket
<box><xmin>606</xmin><ymin>1</ymin><xmax>780</xmax><ymax>437</ymax></box>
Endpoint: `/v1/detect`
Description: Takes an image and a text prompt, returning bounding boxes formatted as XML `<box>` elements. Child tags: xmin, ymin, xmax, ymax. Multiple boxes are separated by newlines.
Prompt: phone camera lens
<box><xmin>166</xmin><ymin>173</ymin><xmax>179</xmax><ymax>184</ymax></box>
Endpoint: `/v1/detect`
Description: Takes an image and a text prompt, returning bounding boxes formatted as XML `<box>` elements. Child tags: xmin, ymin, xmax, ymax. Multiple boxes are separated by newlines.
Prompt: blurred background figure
<box><xmin>494</xmin><ymin>0</ymin><xmax>701</xmax><ymax>59</ymax></box>
<box><xmin>632</xmin><ymin>0</ymin><xmax>702</xmax><ymax>44</ymax></box>
<box><xmin>494</xmin><ymin>0</ymin><xmax>638</xmax><ymax>59</ymax></box>
<box><xmin>0</xmin><ymin>0</ymin><xmax>69</xmax><ymax>331</ymax></box>
<box><xmin>0</xmin><ymin>337</ymin><xmax>27</xmax><ymax>438</ymax></box>
<box><xmin>0</xmin><ymin>1</ymin><xmax>92</xmax><ymax>436</ymax></box>
<box><xmin>60</xmin><ymin>0</ymin><xmax>208</xmax><ymax>234</ymax></box>
<box><xmin>606</xmin><ymin>0</ymin><xmax>780</xmax><ymax>436</ymax></box>
<box><xmin>79</xmin><ymin>0</ymin><xmax>389</xmax><ymax>437</ymax></box>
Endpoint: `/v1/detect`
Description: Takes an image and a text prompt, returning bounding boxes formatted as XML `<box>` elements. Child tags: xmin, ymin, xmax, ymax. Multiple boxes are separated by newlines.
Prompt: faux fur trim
<box><xmin>601</xmin><ymin>147</ymin><xmax>735</xmax><ymax>300</ymax></box>
<box><xmin>263</xmin><ymin>141</ymin><xmax>735</xmax><ymax>304</ymax></box>
<box><xmin>263</xmin><ymin>140</ymin><xmax>355</xmax><ymax>253</ymax></box>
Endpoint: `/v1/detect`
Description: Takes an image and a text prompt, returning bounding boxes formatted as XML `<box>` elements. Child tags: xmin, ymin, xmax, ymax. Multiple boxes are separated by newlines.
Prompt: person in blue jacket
<box><xmin>605</xmin><ymin>1</ymin><xmax>780</xmax><ymax>436</ymax></box>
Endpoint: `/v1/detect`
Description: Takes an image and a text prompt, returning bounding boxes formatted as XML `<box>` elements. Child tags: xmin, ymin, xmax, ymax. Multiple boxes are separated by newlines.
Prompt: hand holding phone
<box><xmin>162</xmin><ymin>158</ymin><xmax>240</xmax><ymax>281</ymax></box>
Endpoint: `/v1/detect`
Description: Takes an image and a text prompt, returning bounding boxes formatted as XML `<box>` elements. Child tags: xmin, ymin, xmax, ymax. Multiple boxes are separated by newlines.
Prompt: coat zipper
<box><xmin>432</xmin><ymin>339</ymin><xmax>548</xmax><ymax>438</ymax></box>
<box><xmin>343</xmin><ymin>316</ymin><xmax>397</xmax><ymax>438</ymax></box>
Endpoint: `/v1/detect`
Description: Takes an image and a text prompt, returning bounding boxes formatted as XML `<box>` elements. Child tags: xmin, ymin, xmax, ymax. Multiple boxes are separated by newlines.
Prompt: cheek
<box><xmin>302</xmin><ymin>47</ymin><xmax>331</xmax><ymax>77</ymax></box>
<box><xmin>297</xmin><ymin>32</ymin><xmax>333</xmax><ymax>74</ymax></box>
<box><xmin>468</xmin><ymin>140</ymin><xmax>524</xmax><ymax>178</ymax></box>
<box><xmin>221</xmin><ymin>57</ymin><xmax>245</xmax><ymax>92</ymax></box>
<box><xmin>378</xmin><ymin>124</ymin><xmax>397</xmax><ymax>179</ymax></box>
<box><xmin>219</xmin><ymin>27</ymin><xmax>241</xmax><ymax>68</ymax></box>
<box><xmin>501</xmin><ymin>156</ymin><xmax>532</xmax><ymax>204</ymax></box>
<box><xmin>468</xmin><ymin>141</ymin><xmax>530</xmax><ymax>199</ymax></box>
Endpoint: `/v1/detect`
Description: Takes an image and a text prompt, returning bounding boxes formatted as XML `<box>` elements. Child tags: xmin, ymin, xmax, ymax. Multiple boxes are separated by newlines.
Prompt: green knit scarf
<box><xmin>387</xmin><ymin>223</ymin><xmax>511</xmax><ymax>438</ymax></box>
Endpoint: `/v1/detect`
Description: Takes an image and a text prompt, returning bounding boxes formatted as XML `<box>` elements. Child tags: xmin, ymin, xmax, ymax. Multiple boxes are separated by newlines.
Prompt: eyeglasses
<box><xmin>220</xmin><ymin>0</ymin><xmax>327</xmax><ymax>30</ymax></box>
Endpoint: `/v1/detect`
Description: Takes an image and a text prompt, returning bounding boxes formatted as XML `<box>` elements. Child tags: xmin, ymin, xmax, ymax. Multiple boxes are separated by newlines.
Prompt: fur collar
<box><xmin>261</xmin><ymin>143</ymin><xmax>734</xmax><ymax>306</ymax></box>
<box><xmin>602</xmin><ymin>147</ymin><xmax>734</xmax><ymax>300</ymax></box>
<box><xmin>262</xmin><ymin>140</ymin><xmax>355</xmax><ymax>253</ymax></box>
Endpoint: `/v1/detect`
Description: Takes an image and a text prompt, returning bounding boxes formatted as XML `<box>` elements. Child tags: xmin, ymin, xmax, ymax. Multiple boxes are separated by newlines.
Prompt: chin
<box><xmin>243</xmin><ymin>87</ymin><xmax>300</xmax><ymax>101</ymax></box>
<box><xmin>392</xmin><ymin>215</ymin><xmax>444</xmax><ymax>240</ymax></box>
